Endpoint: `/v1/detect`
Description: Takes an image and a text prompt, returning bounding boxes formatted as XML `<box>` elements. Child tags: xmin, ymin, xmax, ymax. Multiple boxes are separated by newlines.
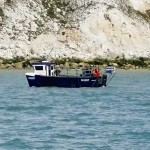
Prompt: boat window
<box><xmin>35</xmin><ymin>66</ymin><xmax>43</xmax><ymax>70</ymax></box>
<box><xmin>85</xmin><ymin>71</ymin><xmax>91</xmax><ymax>74</ymax></box>
<box><xmin>51</xmin><ymin>66</ymin><xmax>54</xmax><ymax>70</ymax></box>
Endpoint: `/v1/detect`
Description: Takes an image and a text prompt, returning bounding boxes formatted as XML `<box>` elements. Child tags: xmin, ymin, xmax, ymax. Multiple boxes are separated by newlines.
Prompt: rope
<box><xmin>106</xmin><ymin>72</ymin><xmax>116</xmax><ymax>86</ymax></box>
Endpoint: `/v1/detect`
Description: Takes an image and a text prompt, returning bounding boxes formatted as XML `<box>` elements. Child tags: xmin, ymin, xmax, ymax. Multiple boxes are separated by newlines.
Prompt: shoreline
<box><xmin>0</xmin><ymin>68</ymin><xmax>149</xmax><ymax>71</ymax></box>
<box><xmin>0</xmin><ymin>56</ymin><xmax>150</xmax><ymax>70</ymax></box>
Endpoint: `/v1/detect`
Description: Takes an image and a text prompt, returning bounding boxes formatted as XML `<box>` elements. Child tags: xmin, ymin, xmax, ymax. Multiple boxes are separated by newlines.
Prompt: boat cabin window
<box><xmin>85</xmin><ymin>71</ymin><xmax>91</xmax><ymax>74</ymax></box>
<box><xmin>35</xmin><ymin>66</ymin><xmax>43</xmax><ymax>70</ymax></box>
<box><xmin>51</xmin><ymin>66</ymin><xmax>54</xmax><ymax>70</ymax></box>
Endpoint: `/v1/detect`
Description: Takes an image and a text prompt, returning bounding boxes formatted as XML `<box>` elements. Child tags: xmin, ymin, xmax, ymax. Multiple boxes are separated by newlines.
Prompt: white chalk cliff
<box><xmin>0</xmin><ymin>0</ymin><xmax>150</xmax><ymax>59</ymax></box>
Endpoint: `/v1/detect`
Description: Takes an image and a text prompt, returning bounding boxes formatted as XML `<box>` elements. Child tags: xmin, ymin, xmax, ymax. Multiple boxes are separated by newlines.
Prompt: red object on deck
<box><xmin>92</xmin><ymin>68</ymin><xmax>100</xmax><ymax>77</ymax></box>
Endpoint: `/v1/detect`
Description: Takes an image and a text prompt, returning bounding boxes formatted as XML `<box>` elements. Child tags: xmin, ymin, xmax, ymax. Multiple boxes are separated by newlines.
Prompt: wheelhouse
<box><xmin>32</xmin><ymin>61</ymin><xmax>55</xmax><ymax>76</ymax></box>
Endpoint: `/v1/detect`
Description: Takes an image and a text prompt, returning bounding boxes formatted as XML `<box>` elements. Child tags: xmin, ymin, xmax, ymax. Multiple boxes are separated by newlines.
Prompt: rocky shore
<box><xmin>0</xmin><ymin>56</ymin><xmax>150</xmax><ymax>70</ymax></box>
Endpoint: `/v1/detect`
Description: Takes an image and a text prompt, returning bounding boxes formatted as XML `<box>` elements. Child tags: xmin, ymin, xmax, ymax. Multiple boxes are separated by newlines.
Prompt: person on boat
<box><xmin>92</xmin><ymin>68</ymin><xmax>100</xmax><ymax>77</ymax></box>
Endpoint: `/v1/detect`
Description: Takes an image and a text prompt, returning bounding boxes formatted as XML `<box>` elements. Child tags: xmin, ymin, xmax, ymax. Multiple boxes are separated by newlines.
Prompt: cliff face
<box><xmin>0</xmin><ymin>0</ymin><xmax>150</xmax><ymax>59</ymax></box>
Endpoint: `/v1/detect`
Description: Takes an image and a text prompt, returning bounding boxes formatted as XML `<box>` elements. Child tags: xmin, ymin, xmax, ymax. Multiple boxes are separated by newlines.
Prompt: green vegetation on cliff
<box><xmin>41</xmin><ymin>0</ymin><xmax>74</xmax><ymax>25</ymax></box>
<box><xmin>0</xmin><ymin>56</ymin><xmax>149</xmax><ymax>69</ymax></box>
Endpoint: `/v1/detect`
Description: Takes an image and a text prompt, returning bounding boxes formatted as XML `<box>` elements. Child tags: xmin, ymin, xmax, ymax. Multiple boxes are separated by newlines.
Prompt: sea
<box><xmin>0</xmin><ymin>70</ymin><xmax>150</xmax><ymax>150</ymax></box>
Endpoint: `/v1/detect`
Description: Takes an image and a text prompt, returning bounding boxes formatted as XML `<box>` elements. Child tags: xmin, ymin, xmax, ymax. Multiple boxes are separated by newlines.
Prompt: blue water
<box><xmin>0</xmin><ymin>70</ymin><xmax>150</xmax><ymax>150</ymax></box>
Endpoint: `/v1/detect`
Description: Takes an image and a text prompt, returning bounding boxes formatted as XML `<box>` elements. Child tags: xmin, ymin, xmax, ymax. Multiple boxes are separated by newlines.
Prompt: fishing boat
<box><xmin>25</xmin><ymin>61</ymin><xmax>115</xmax><ymax>87</ymax></box>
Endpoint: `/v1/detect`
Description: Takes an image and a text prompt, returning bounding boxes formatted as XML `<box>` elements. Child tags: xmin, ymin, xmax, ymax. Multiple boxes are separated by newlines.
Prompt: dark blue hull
<box><xmin>26</xmin><ymin>74</ymin><xmax>107</xmax><ymax>88</ymax></box>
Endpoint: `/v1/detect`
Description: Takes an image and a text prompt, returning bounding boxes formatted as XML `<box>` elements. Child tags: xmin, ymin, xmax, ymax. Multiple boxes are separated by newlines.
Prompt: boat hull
<box><xmin>26</xmin><ymin>74</ymin><xmax>107</xmax><ymax>88</ymax></box>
